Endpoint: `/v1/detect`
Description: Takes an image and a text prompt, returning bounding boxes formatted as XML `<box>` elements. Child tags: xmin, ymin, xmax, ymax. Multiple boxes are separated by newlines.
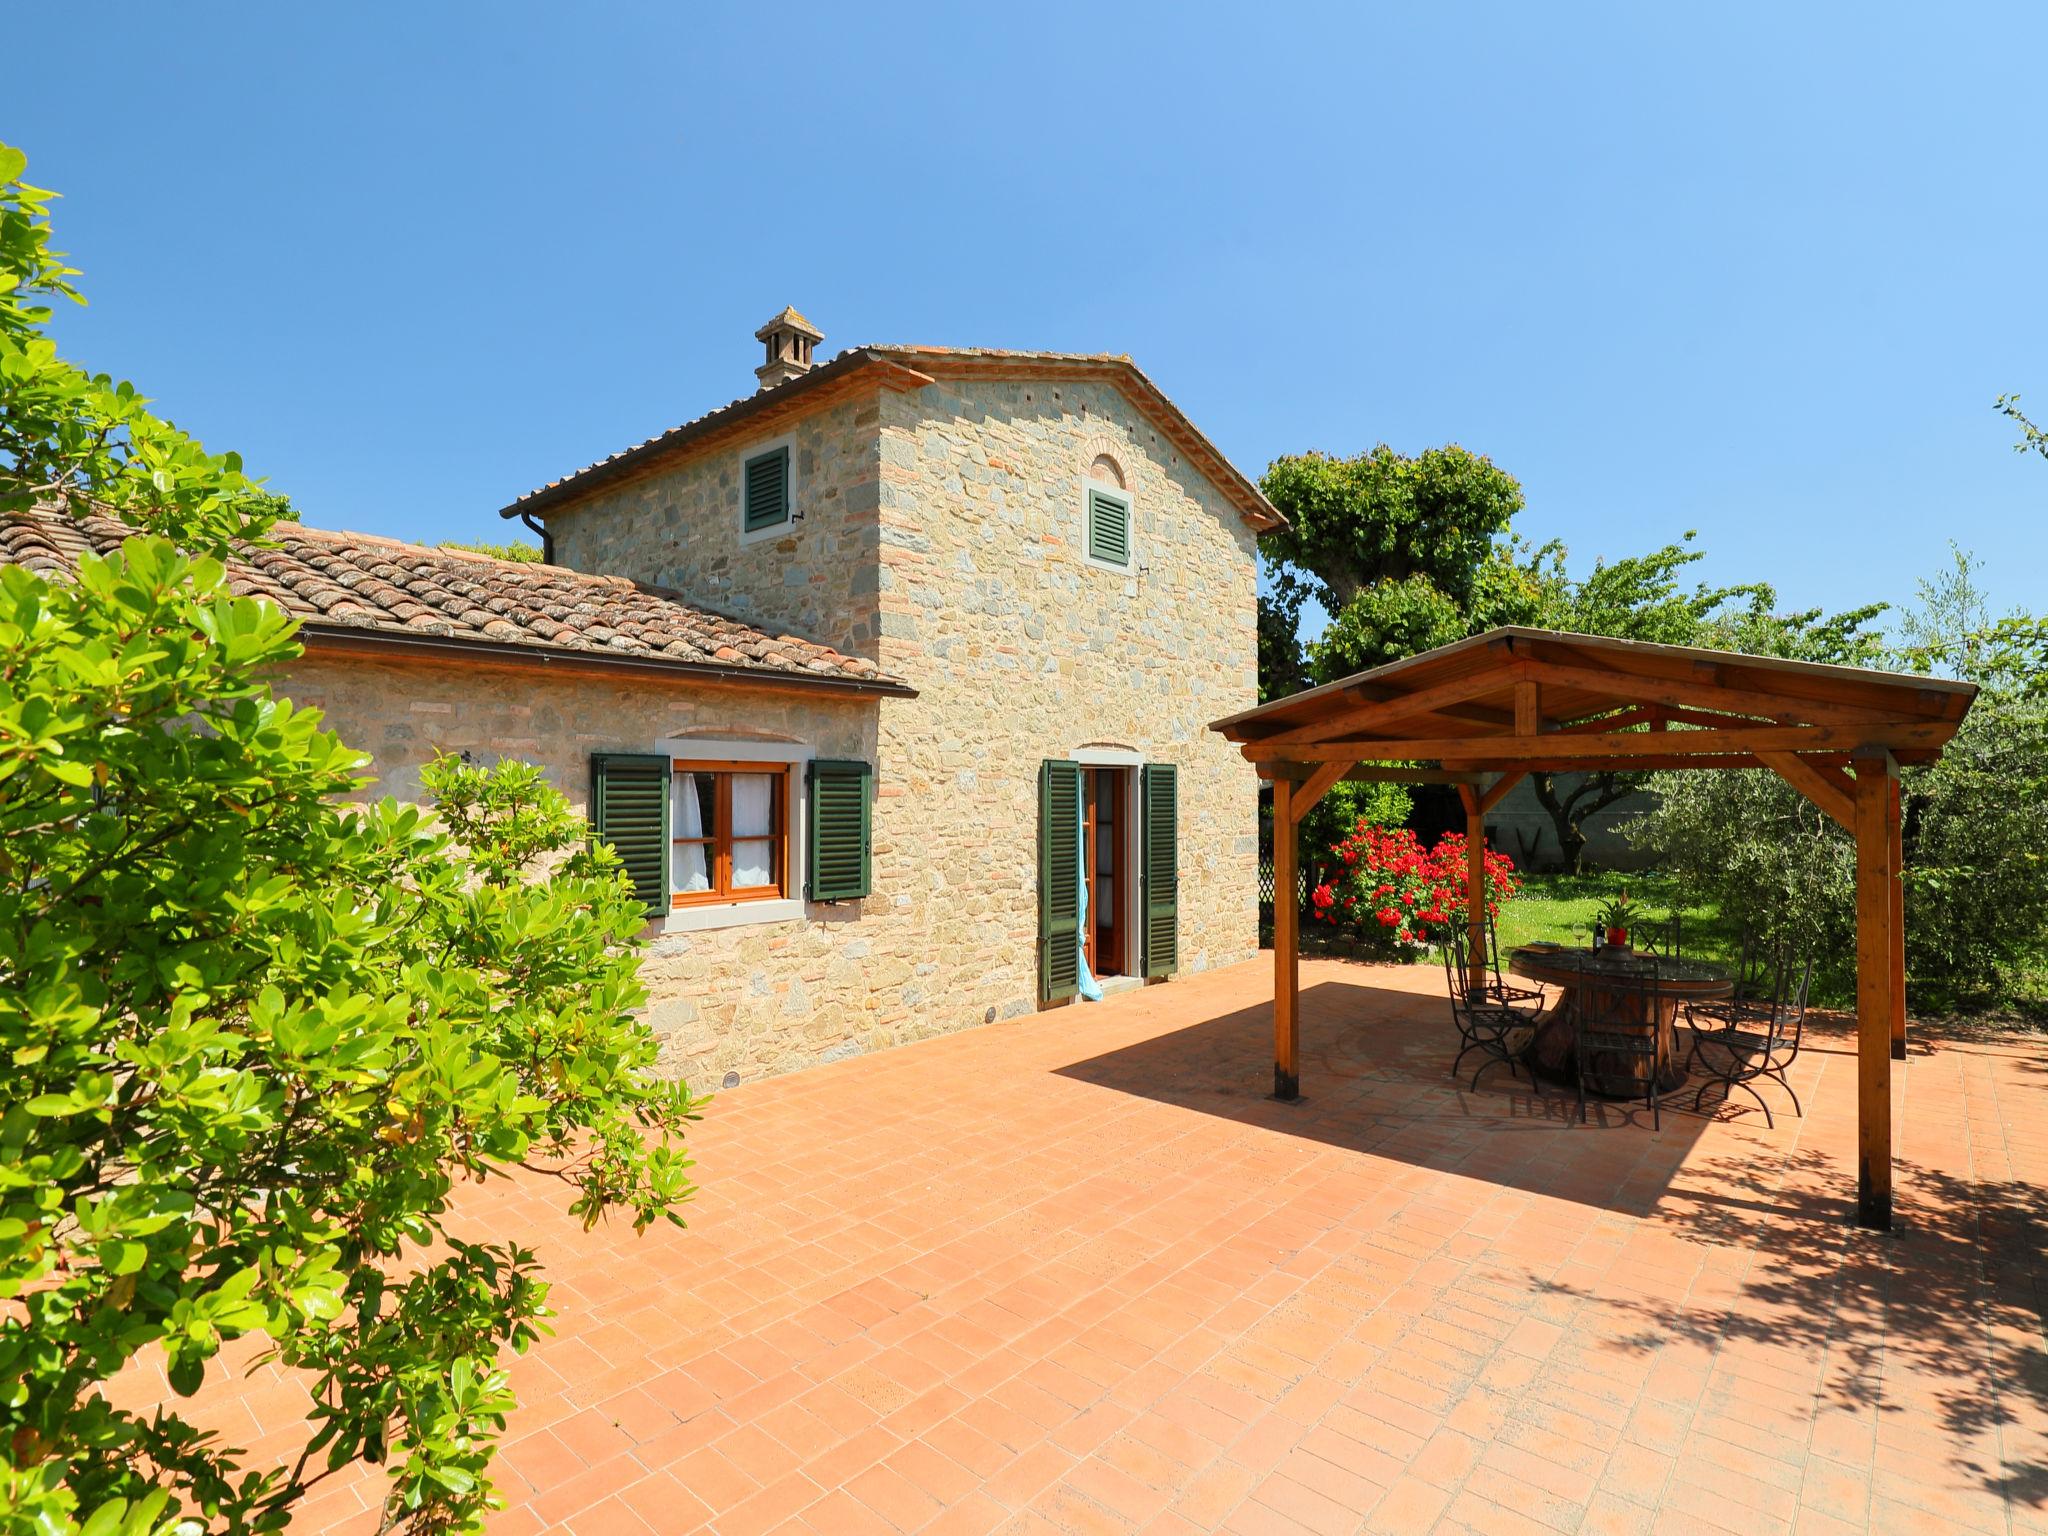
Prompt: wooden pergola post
<box><xmin>1889</xmin><ymin>776</ymin><xmax>1907</xmax><ymax>1061</ymax></box>
<box><xmin>1458</xmin><ymin>785</ymin><xmax>1487</xmax><ymax>992</ymax></box>
<box><xmin>1853</xmin><ymin>750</ymin><xmax>1899</xmax><ymax>1230</ymax></box>
<box><xmin>1271</xmin><ymin>759</ymin><xmax>1354</xmax><ymax>1102</ymax></box>
<box><xmin>1272</xmin><ymin>775</ymin><xmax>1299</xmax><ymax>1101</ymax></box>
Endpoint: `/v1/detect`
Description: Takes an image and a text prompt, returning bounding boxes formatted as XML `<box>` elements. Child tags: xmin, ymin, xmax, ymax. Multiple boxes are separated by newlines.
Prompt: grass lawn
<box><xmin>1494</xmin><ymin>869</ymin><xmax>1745</xmax><ymax>969</ymax></box>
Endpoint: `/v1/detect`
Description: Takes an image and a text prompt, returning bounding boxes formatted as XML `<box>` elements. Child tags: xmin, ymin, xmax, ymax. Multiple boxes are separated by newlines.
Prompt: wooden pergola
<box><xmin>1211</xmin><ymin>627</ymin><xmax>1979</xmax><ymax>1231</ymax></box>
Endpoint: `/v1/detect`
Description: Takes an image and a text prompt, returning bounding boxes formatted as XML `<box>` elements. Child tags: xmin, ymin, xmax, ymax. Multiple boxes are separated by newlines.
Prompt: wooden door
<box><xmin>1083</xmin><ymin>768</ymin><xmax>1124</xmax><ymax>976</ymax></box>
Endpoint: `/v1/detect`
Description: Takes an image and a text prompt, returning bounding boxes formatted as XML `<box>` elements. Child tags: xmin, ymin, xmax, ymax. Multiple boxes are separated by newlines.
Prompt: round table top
<box><xmin>1509</xmin><ymin>944</ymin><xmax>1735</xmax><ymax>997</ymax></box>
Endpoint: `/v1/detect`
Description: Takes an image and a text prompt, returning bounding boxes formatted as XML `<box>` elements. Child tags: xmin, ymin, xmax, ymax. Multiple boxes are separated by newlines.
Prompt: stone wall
<box><xmin>868</xmin><ymin>376</ymin><xmax>1263</xmax><ymax>1028</ymax></box>
<box><xmin>280</xmin><ymin>652</ymin><xmax>895</xmax><ymax>1087</ymax></box>
<box><xmin>546</xmin><ymin>390</ymin><xmax>884</xmax><ymax>660</ymax></box>
<box><xmin>384</xmin><ymin>367</ymin><xmax>1265</xmax><ymax>1086</ymax></box>
<box><xmin>1486</xmin><ymin>773</ymin><xmax>1660</xmax><ymax>872</ymax></box>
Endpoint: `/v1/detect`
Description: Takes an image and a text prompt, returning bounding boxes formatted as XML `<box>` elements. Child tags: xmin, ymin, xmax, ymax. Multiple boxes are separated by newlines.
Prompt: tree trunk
<box><xmin>1529</xmin><ymin>771</ymin><xmax>1638</xmax><ymax>874</ymax></box>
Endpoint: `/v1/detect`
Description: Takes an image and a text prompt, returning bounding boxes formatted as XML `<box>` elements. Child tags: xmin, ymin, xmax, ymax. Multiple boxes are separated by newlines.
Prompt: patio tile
<box><xmin>137</xmin><ymin>956</ymin><xmax>2048</xmax><ymax>1536</ymax></box>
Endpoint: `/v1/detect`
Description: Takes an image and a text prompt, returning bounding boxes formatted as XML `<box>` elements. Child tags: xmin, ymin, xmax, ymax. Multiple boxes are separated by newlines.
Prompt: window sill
<box><xmin>658</xmin><ymin>897</ymin><xmax>806</xmax><ymax>935</ymax></box>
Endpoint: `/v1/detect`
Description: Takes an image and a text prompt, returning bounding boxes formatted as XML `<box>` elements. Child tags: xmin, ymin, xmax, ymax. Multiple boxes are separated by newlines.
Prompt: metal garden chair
<box><xmin>1685</xmin><ymin>937</ymin><xmax>1814</xmax><ymax>1126</ymax></box>
<box><xmin>1440</xmin><ymin>925</ymin><xmax>1541</xmax><ymax>1092</ymax></box>
<box><xmin>1479</xmin><ymin>911</ymin><xmax>1545</xmax><ymax>1008</ymax></box>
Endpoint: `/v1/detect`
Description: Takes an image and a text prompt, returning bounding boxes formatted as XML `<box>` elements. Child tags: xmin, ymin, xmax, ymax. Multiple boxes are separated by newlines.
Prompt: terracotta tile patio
<box><xmin>170</xmin><ymin>957</ymin><xmax>2048</xmax><ymax>1535</ymax></box>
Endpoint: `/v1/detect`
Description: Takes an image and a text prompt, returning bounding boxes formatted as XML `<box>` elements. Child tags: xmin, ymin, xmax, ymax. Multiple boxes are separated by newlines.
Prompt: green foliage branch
<box><xmin>0</xmin><ymin>141</ymin><xmax>698</xmax><ymax>1536</ymax></box>
<box><xmin>435</xmin><ymin>540</ymin><xmax>542</xmax><ymax>564</ymax></box>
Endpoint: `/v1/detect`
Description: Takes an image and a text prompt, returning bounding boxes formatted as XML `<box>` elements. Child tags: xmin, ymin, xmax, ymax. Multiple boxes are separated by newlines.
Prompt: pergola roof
<box><xmin>1211</xmin><ymin>626</ymin><xmax>1978</xmax><ymax>779</ymax></box>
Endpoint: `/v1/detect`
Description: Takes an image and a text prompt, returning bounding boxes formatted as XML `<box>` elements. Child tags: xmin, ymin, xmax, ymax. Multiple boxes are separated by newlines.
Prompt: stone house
<box><xmin>7</xmin><ymin>312</ymin><xmax>1279</xmax><ymax>1086</ymax></box>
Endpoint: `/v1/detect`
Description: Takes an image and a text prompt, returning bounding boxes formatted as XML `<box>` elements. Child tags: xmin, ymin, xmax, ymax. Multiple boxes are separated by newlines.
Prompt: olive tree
<box><xmin>1626</xmin><ymin>551</ymin><xmax>2048</xmax><ymax>1008</ymax></box>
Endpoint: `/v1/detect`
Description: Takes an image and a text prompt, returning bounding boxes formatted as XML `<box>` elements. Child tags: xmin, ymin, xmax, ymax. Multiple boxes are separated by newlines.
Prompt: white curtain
<box><xmin>731</xmin><ymin>773</ymin><xmax>774</xmax><ymax>888</ymax></box>
<box><xmin>673</xmin><ymin>773</ymin><xmax>710</xmax><ymax>892</ymax></box>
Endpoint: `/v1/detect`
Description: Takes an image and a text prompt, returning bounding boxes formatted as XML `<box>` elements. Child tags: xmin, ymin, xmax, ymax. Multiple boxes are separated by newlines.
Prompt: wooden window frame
<box><xmin>670</xmin><ymin>759</ymin><xmax>790</xmax><ymax>908</ymax></box>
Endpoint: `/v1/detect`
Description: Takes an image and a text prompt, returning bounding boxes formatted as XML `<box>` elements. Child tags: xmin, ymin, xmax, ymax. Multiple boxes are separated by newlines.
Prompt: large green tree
<box><xmin>0</xmin><ymin>142</ymin><xmax>696</xmax><ymax>1535</ymax></box>
<box><xmin>1260</xmin><ymin>443</ymin><xmax>1527</xmax><ymax>617</ymax></box>
<box><xmin>1258</xmin><ymin>444</ymin><xmax>1530</xmax><ymax>695</ymax></box>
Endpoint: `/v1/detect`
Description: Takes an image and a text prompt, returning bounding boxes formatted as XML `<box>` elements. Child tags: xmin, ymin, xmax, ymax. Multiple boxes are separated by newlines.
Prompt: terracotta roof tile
<box><xmin>0</xmin><ymin>509</ymin><xmax>906</xmax><ymax>691</ymax></box>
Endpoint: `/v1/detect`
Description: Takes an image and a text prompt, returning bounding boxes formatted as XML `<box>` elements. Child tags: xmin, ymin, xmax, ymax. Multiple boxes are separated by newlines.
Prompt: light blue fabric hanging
<box><xmin>1075</xmin><ymin>773</ymin><xmax>1103</xmax><ymax>1001</ymax></box>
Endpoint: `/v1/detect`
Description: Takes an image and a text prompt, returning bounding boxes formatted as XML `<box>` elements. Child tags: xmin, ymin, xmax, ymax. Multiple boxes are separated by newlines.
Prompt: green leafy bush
<box><xmin>437</xmin><ymin>538</ymin><xmax>543</xmax><ymax>563</ymax></box>
<box><xmin>1899</xmin><ymin>701</ymin><xmax>2048</xmax><ymax>999</ymax></box>
<box><xmin>0</xmin><ymin>139</ymin><xmax>697</xmax><ymax>1536</ymax></box>
<box><xmin>0</xmin><ymin>537</ymin><xmax>698</xmax><ymax>1532</ymax></box>
<box><xmin>1295</xmin><ymin>778</ymin><xmax>1413</xmax><ymax>864</ymax></box>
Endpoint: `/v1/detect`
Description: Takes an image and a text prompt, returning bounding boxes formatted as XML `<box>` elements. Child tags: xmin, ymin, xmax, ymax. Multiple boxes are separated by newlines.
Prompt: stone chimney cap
<box><xmin>755</xmin><ymin>306</ymin><xmax>823</xmax><ymax>343</ymax></box>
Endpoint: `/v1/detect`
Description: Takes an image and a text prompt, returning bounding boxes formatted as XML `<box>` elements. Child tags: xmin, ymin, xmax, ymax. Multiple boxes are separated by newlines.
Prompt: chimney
<box><xmin>754</xmin><ymin>306</ymin><xmax>823</xmax><ymax>391</ymax></box>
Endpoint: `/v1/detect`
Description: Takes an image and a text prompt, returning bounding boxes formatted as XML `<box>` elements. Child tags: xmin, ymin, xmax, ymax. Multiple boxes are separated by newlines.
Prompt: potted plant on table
<box><xmin>1594</xmin><ymin>892</ymin><xmax>1636</xmax><ymax>951</ymax></box>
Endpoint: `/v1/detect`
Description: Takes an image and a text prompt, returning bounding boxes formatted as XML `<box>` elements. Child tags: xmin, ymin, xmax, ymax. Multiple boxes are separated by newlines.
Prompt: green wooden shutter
<box><xmin>591</xmin><ymin>753</ymin><xmax>670</xmax><ymax>916</ymax></box>
<box><xmin>744</xmin><ymin>446</ymin><xmax>790</xmax><ymax>532</ymax></box>
<box><xmin>1087</xmin><ymin>487</ymin><xmax>1130</xmax><ymax>566</ymax></box>
<box><xmin>1141</xmin><ymin>762</ymin><xmax>1179</xmax><ymax>977</ymax></box>
<box><xmin>806</xmin><ymin>759</ymin><xmax>872</xmax><ymax>901</ymax></box>
<box><xmin>1039</xmin><ymin>759</ymin><xmax>1082</xmax><ymax>1002</ymax></box>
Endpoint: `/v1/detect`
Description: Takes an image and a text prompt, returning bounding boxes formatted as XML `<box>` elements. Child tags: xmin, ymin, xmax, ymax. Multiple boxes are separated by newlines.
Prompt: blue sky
<box><xmin>14</xmin><ymin>3</ymin><xmax>2045</xmax><ymax>635</ymax></box>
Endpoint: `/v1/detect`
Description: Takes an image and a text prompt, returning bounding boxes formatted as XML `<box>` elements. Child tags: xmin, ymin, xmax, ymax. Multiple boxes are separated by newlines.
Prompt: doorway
<box><xmin>1082</xmin><ymin>766</ymin><xmax>1128</xmax><ymax>977</ymax></box>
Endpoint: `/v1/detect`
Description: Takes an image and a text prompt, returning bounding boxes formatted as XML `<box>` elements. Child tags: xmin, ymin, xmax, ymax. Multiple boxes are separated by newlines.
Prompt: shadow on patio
<box><xmin>1057</xmin><ymin>959</ymin><xmax>2048</xmax><ymax>1527</ymax></box>
<box><xmin>1056</xmin><ymin>974</ymin><xmax>1723</xmax><ymax>1220</ymax></box>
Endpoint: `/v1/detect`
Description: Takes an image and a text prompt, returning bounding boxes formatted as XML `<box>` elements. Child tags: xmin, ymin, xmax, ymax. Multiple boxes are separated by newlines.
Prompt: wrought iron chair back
<box><xmin>1635</xmin><ymin>912</ymin><xmax>1684</xmax><ymax>959</ymax></box>
<box><xmin>1727</xmin><ymin>927</ymin><xmax>1781</xmax><ymax>1002</ymax></box>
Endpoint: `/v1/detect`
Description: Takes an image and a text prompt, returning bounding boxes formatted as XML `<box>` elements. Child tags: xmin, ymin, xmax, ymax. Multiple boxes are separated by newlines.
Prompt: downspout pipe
<box><xmin>518</xmin><ymin>510</ymin><xmax>555</xmax><ymax>565</ymax></box>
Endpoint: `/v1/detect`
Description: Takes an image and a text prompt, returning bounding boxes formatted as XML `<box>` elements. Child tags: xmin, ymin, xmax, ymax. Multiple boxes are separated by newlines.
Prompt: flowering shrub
<box><xmin>1309</xmin><ymin>820</ymin><xmax>1521</xmax><ymax>957</ymax></box>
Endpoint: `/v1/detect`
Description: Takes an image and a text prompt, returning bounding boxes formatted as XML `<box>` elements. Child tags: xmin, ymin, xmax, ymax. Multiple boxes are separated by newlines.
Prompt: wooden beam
<box><xmin>1242</xmin><ymin>722</ymin><xmax>1951</xmax><ymax>765</ymax></box>
<box><xmin>1272</xmin><ymin>776</ymin><xmax>1300</xmax><ymax>1102</ymax></box>
<box><xmin>1853</xmin><ymin>752</ymin><xmax>1897</xmax><ymax>1231</ymax></box>
<box><xmin>1341</xmin><ymin>765</ymin><xmax>1485</xmax><ymax>785</ymax></box>
<box><xmin>1758</xmin><ymin>751</ymin><xmax>1855</xmax><ymax>832</ymax></box>
<box><xmin>1889</xmin><ymin>775</ymin><xmax>1907</xmax><ymax>1062</ymax></box>
<box><xmin>1440</xmin><ymin>752</ymin><xmax>1852</xmax><ymax>774</ymax></box>
<box><xmin>1249</xmin><ymin>671</ymin><xmax>1513</xmax><ymax>746</ymax></box>
<box><xmin>1289</xmin><ymin>760</ymin><xmax>1353</xmax><ymax>822</ymax></box>
<box><xmin>1517</xmin><ymin>658</ymin><xmax>1900</xmax><ymax>728</ymax></box>
<box><xmin>1514</xmin><ymin>678</ymin><xmax>1543</xmax><ymax>737</ymax></box>
<box><xmin>1552</xmin><ymin>705</ymin><xmax>1657</xmax><ymax>735</ymax></box>
<box><xmin>1258</xmin><ymin>764</ymin><xmax>1488</xmax><ymax>786</ymax></box>
<box><xmin>1477</xmin><ymin>771</ymin><xmax>1525</xmax><ymax>816</ymax></box>
<box><xmin>1654</xmin><ymin>703</ymin><xmax>1783</xmax><ymax>730</ymax></box>
<box><xmin>1459</xmin><ymin>785</ymin><xmax>1487</xmax><ymax>993</ymax></box>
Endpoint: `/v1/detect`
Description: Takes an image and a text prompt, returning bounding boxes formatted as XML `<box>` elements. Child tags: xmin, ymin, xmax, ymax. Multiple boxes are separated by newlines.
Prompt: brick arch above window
<box><xmin>1078</xmin><ymin>433</ymin><xmax>1129</xmax><ymax>491</ymax></box>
